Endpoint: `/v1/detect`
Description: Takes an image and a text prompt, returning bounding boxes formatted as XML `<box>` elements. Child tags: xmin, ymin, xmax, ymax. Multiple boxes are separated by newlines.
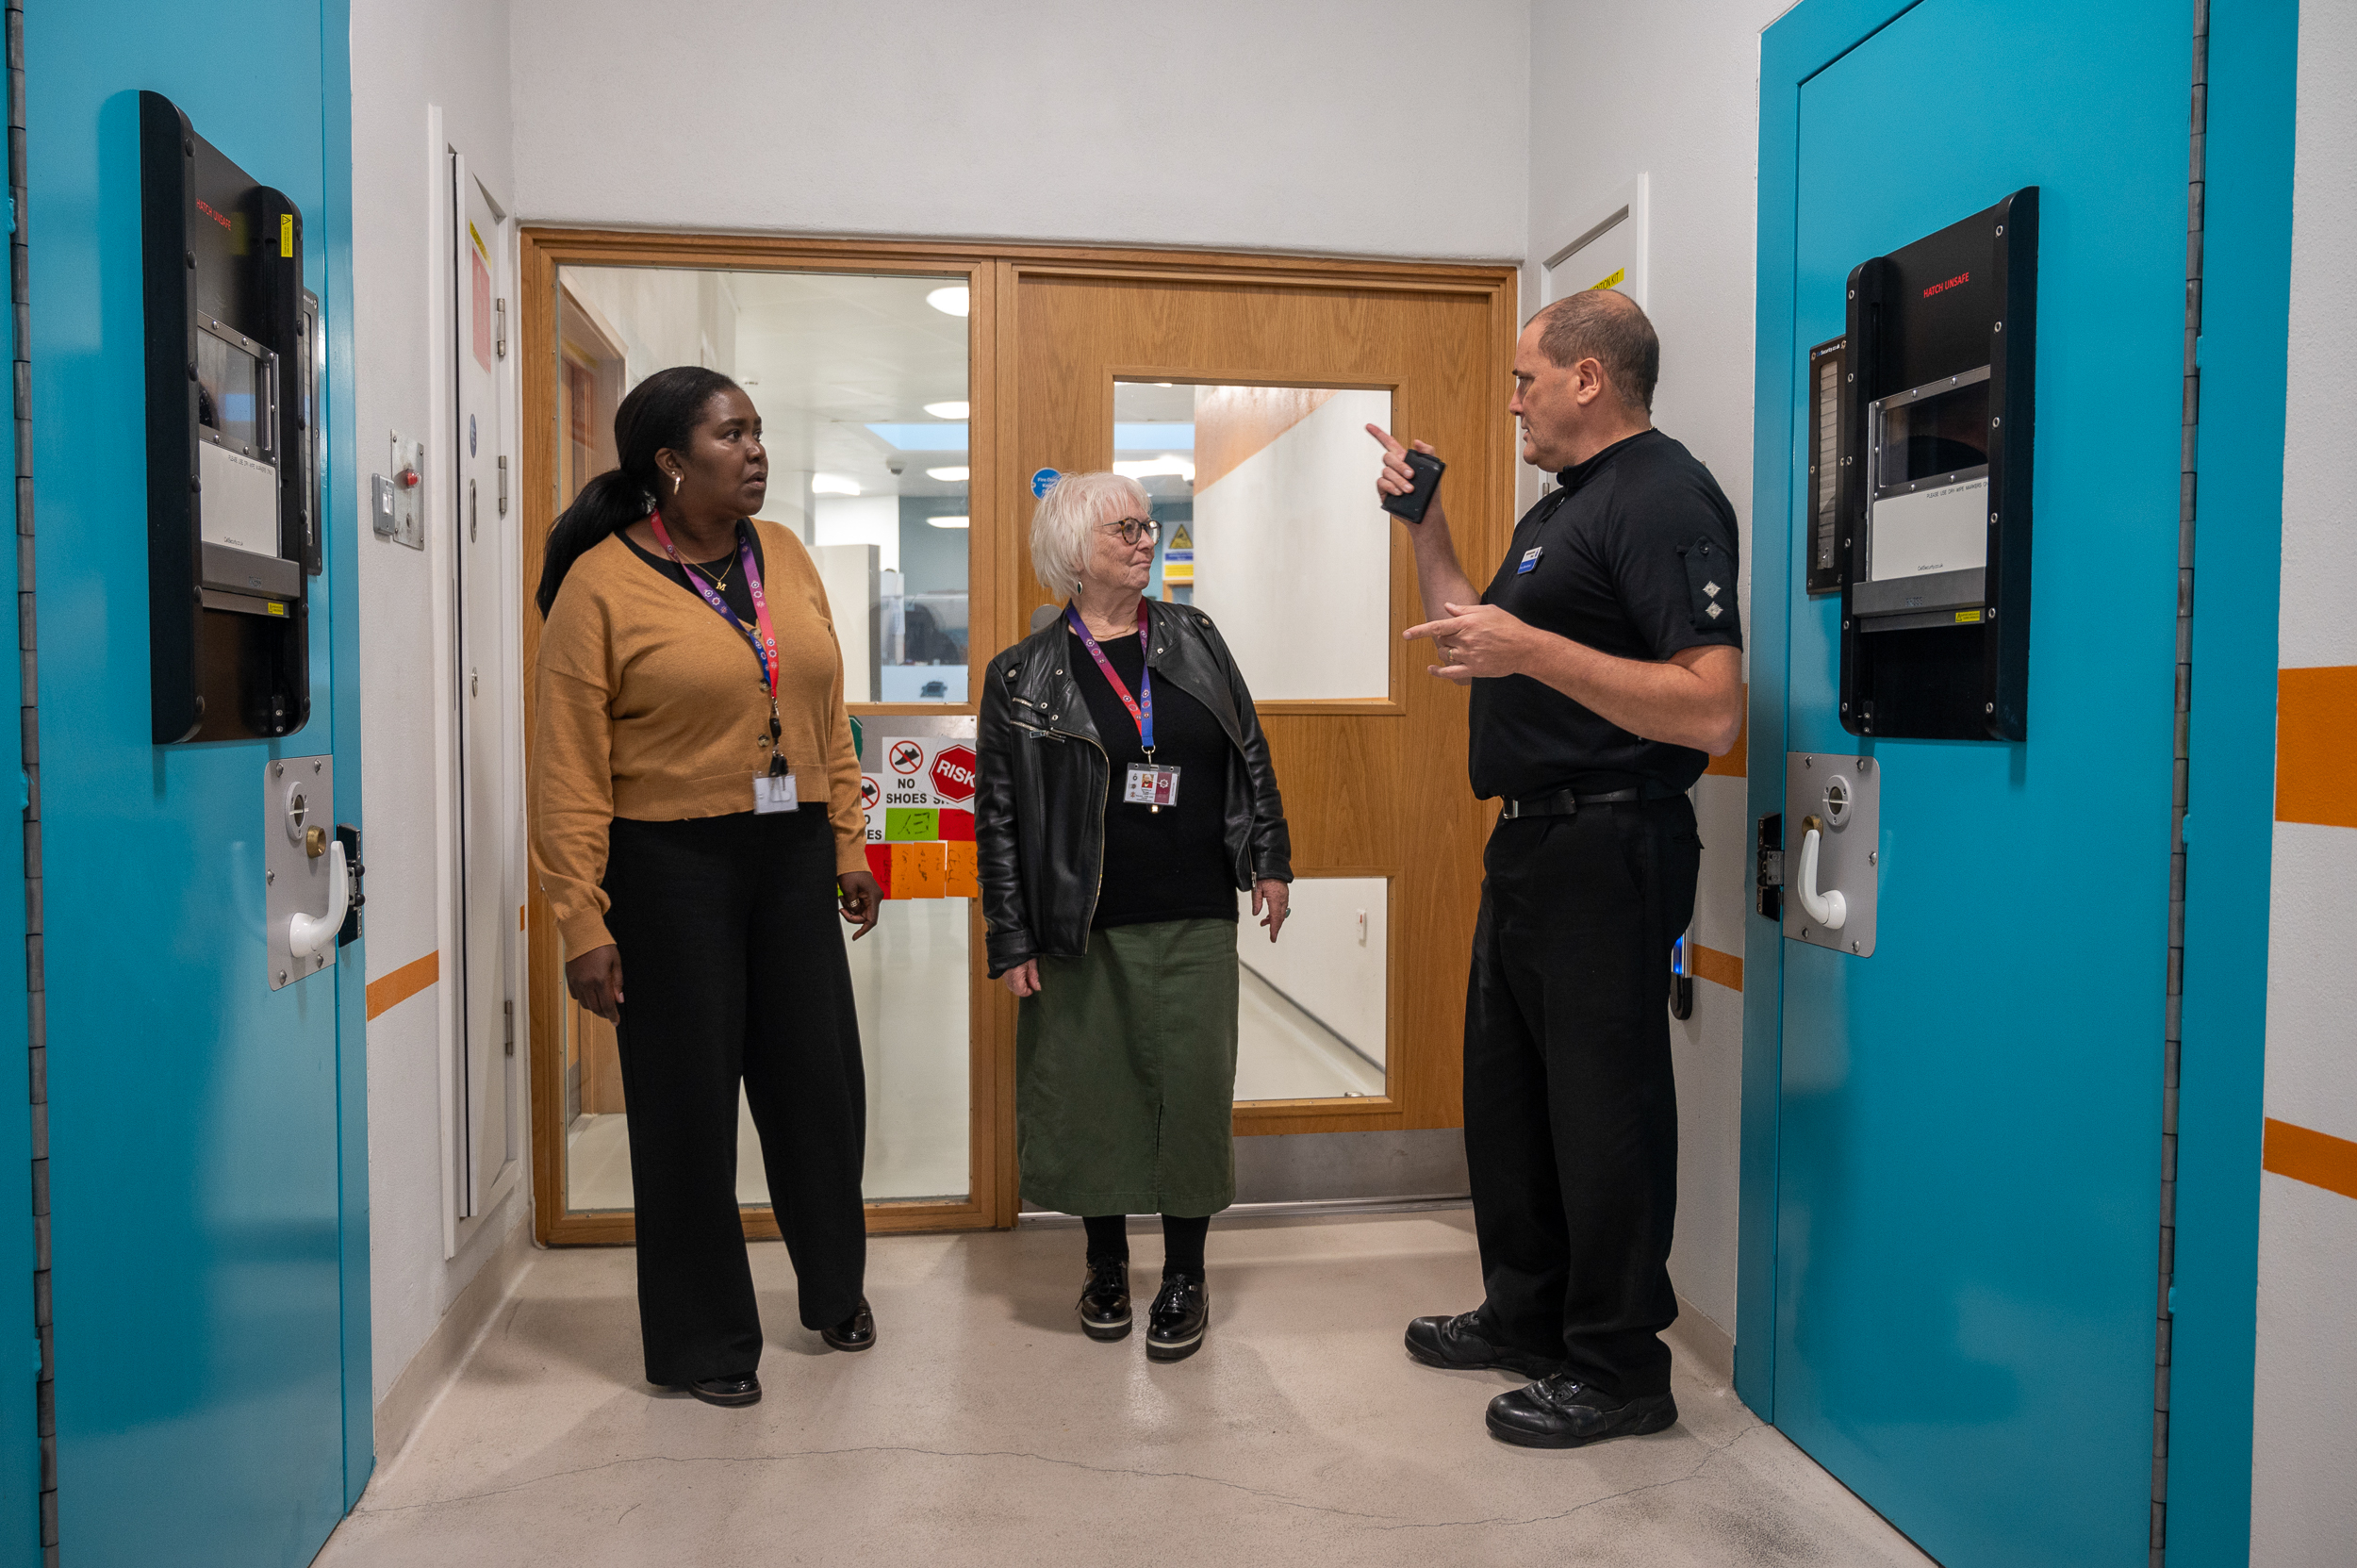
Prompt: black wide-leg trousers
<box><xmin>603</xmin><ymin>809</ymin><xmax>867</xmax><ymax>1386</ymax></box>
<box><xmin>1462</xmin><ymin>796</ymin><xmax>1700</xmax><ymax>1399</ymax></box>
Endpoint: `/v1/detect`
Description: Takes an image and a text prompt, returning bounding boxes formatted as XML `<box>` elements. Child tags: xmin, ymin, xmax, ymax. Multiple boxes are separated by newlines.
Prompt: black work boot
<box><xmin>1485</xmin><ymin>1373</ymin><xmax>1678</xmax><ymax>1448</ymax></box>
<box><xmin>1404</xmin><ymin>1308</ymin><xmax>1568</xmax><ymax>1380</ymax></box>
<box><xmin>1079</xmin><ymin>1254</ymin><xmax>1132</xmax><ymax>1341</ymax></box>
<box><xmin>1145</xmin><ymin>1274</ymin><xmax>1209</xmax><ymax>1362</ymax></box>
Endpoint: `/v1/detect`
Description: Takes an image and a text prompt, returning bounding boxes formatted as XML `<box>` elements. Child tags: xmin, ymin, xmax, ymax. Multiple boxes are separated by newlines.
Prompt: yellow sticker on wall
<box><xmin>279</xmin><ymin>214</ymin><xmax>293</xmax><ymax>258</ymax></box>
<box><xmin>1591</xmin><ymin>266</ymin><xmax>1627</xmax><ymax>291</ymax></box>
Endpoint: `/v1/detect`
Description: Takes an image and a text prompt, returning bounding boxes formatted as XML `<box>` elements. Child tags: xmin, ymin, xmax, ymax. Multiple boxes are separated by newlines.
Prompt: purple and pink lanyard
<box><xmin>649</xmin><ymin>511</ymin><xmax>788</xmax><ymax>777</ymax></box>
<box><xmin>1064</xmin><ymin>602</ymin><xmax>1157</xmax><ymax>757</ymax></box>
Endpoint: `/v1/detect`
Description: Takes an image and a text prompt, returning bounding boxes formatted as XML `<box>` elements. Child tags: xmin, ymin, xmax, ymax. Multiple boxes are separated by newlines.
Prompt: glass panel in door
<box><xmin>1113</xmin><ymin>381</ymin><xmax>1392</xmax><ymax>700</ymax></box>
<box><xmin>1110</xmin><ymin>382</ymin><xmax>1394</xmax><ymax>1102</ymax></box>
<box><xmin>548</xmin><ymin>265</ymin><xmax>972</xmax><ymax>1213</ymax></box>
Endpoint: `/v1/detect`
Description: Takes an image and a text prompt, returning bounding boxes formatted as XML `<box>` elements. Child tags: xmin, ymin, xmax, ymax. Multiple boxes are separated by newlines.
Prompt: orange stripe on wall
<box><xmin>2263</xmin><ymin>1117</ymin><xmax>2357</xmax><ymax>1202</ymax></box>
<box><xmin>1689</xmin><ymin>942</ymin><xmax>1743</xmax><ymax>992</ymax></box>
<box><xmin>1192</xmin><ymin>386</ymin><xmax>1339</xmax><ymax>492</ymax></box>
<box><xmin>2276</xmin><ymin>666</ymin><xmax>2357</xmax><ymax>828</ymax></box>
<box><xmin>365</xmin><ymin>949</ymin><xmax>440</xmax><ymax>1020</ymax></box>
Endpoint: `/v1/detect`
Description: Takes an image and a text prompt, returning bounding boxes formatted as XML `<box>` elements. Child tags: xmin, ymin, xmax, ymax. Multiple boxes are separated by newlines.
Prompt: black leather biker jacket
<box><xmin>976</xmin><ymin>600</ymin><xmax>1291</xmax><ymax>978</ymax></box>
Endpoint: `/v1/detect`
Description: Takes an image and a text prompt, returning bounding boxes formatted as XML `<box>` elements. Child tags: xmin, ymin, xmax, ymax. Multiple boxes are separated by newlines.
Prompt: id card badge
<box><xmin>1122</xmin><ymin>763</ymin><xmax>1180</xmax><ymax>811</ymax></box>
<box><xmin>752</xmin><ymin>771</ymin><xmax>799</xmax><ymax>814</ymax></box>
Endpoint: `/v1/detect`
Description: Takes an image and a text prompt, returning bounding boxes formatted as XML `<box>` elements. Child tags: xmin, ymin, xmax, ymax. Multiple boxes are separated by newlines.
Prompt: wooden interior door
<box><xmin>1000</xmin><ymin>258</ymin><xmax>1519</xmax><ymax>1137</ymax></box>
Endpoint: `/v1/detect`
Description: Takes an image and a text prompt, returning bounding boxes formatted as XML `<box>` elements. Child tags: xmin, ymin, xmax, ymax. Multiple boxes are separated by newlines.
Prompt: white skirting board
<box><xmin>372</xmin><ymin>1212</ymin><xmax>538</xmax><ymax>1470</ymax></box>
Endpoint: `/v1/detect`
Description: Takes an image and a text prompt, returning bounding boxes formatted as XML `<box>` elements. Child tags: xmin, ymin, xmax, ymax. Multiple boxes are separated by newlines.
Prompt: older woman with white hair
<box><xmin>976</xmin><ymin>470</ymin><xmax>1292</xmax><ymax>1362</ymax></box>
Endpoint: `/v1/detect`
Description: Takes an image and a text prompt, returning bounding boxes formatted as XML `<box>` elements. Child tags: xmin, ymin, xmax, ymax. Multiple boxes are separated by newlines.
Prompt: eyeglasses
<box><xmin>1099</xmin><ymin>517</ymin><xmax>1160</xmax><ymax>547</ymax></box>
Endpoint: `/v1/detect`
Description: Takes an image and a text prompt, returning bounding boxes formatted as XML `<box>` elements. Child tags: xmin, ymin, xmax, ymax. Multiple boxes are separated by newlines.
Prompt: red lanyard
<box><xmin>1065</xmin><ymin>602</ymin><xmax>1155</xmax><ymax>755</ymax></box>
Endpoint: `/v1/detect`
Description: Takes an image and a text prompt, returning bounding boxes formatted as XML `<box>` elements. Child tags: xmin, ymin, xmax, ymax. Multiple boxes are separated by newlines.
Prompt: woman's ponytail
<box><xmin>534</xmin><ymin>363</ymin><xmax>744</xmax><ymax>618</ymax></box>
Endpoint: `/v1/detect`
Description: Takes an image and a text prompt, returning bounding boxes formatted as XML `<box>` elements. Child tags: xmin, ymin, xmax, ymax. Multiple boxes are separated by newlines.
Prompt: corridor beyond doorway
<box><xmin>321</xmin><ymin>1213</ymin><xmax>1932</xmax><ymax>1567</ymax></box>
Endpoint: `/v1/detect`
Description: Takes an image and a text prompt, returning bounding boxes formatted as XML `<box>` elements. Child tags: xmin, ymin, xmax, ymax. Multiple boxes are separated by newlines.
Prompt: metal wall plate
<box><xmin>1783</xmin><ymin>751</ymin><xmax>1880</xmax><ymax>956</ymax></box>
<box><xmin>266</xmin><ymin>754</ymin><xmax>338</xmax><ymax>990</ymax></box>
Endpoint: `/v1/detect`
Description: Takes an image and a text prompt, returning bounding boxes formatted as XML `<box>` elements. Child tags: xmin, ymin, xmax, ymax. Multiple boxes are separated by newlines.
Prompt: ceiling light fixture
<box><xmin>928</xmin><ymin>515</ymin><xmax>970</xmax><ymax>530</ymax></box>
<box><xmin>810</xmin><ymin>474</ymin><xmax>862</xmax><ymax>496</ymax></box>
<box><xmin>926</xmin><ymin>466</ymin><xmax>971</xmax><ymax>482</ymax></box>
<box><xmin>925</xmin><ymin>286</ymin><xmax>970</xmax><ymax>318</ymax></box>
<box><xmin>1113</xmin><ymin>454</ymin><xmax>1195</xmax><ymax>482</ymax></box>
<box><xmin>923</xmin><ymin>401</ymin><xmax>970</xmax><ymax>420</ymax></box>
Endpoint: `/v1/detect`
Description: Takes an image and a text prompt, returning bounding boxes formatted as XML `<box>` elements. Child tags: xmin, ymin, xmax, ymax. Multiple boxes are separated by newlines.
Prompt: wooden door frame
<box><xmin>519</xmin><ymin>229</ymin><xmax>1519</xmax><ymax>1244</ymax></box>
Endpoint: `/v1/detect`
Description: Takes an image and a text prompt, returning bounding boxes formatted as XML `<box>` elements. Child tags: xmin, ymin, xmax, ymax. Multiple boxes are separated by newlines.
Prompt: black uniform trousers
<box><xmin>1462</xmin><ymin>795</ymin><xmax>1700</xmax><ymax>1399</ymax></box>
<box><xmin>603</xmin><ymin>809</ymin><xmax>867</xmax><ymax>1386</ymax></box>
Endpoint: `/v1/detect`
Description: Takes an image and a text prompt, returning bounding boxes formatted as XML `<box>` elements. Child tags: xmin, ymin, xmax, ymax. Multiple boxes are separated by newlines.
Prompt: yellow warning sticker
<box><xmin>1954</xmin><ymin>609</ymin><xmax>1984</xmax><ymax>623</ymax></box>
<box><xmin>264</xmin><ymin>600</ymin><xmax>288</xmax><ymax>618</ymax></box>
<box><xmin>1591</xmin><ymin>266</ymin><xmax>1627</xmax><ymax>291</ymax></box>
<box><xmin>279</xmin><ymin>214</ymin><xmax>293</xmax><ymax>258</ymax></box>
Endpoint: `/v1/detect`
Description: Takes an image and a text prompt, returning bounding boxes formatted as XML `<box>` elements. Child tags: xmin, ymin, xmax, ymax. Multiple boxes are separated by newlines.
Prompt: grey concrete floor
<box><xmin>321</xmin><ymin>1210</ymin><xmax>1935</xmax><ymax>1567</ymax></box>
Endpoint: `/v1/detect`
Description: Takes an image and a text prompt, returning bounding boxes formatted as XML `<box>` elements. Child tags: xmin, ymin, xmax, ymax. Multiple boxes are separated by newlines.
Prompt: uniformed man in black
<box><xmin>1371</xmin><ymin>289</ymin><xmax>1743</xmax><ymax>1448</ymax></box>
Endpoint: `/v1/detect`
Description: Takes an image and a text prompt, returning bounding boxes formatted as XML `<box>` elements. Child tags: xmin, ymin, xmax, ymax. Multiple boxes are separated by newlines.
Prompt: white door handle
<box><xmin>289</xmin><ymin>840</ymin><xmax>349</xmax><ymax>960</ymax></box>
<box><xmin>1794</xmin><ymin>816</ymin><xmax>1847</xmax><ymax>931</ymax></box>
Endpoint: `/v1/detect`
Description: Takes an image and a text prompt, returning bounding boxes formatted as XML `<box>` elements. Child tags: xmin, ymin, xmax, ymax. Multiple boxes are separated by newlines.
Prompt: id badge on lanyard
<box><xmin>1123</xmin><ymin>763</ymin><xmax>1179</xmax><ymax>809</ymax></box>
<box><xmin>1067</xmin><ymin>602</ymin><xmax>1179</xmax><ymax>812</ymax></box>
<box><xmin>650</xmin><ymin>512</ymin><xmax>799</xmax><ymax>813</ymax></box>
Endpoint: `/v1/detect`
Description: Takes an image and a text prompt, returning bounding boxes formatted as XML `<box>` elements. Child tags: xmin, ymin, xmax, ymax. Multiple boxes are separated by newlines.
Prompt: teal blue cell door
<box><xmin>24</xmin><ymin>3</ymin><xmax>369</xmax><ymax>1564</ymax></box>
<box><xmin>1743</xmin><ymin>2</ymin><xmax>2198</xmax><ymax>1564</ymax></box>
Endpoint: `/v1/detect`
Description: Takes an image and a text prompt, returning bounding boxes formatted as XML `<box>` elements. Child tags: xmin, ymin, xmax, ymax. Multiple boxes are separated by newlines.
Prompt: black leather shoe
<box><xmin>1405</xmin><ymin>1309</ymin><xmax>1567</xmax><ymax>1380</ymax></box>
<box><xmin>686</xmin><ymin>1372</ymin><xmax>761</xmax><ymax>1407</ymax></box>
<box><xmin>1485</xmin><ymin>1373</ymin><xmax>1677</xmax><ymax>1448</ymax></box>
<box><xmin>1145</xmin><ymin>1274</ymin><xmax>1209</xmax><ymax>1362</ymax></box>
<box><xmin>1079</xmin><ymin>1255</ymin><xmax>1132</xmax><ymax>1341</ymax></box>
<box><xmin>820</xmin><ymin>1297</ymin><xmax>876</xmax><ymax>1353</ymax></box>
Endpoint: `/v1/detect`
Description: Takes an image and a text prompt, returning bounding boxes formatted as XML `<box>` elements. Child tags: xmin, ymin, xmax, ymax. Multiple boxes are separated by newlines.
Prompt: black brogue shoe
<box><xmin>1079</xmin><ymin>1255</ymin><xmax>1132</xmax><ymax>1341</ymax></box>
<box><xmin>1404</xmin><ymin>1308</ymin><xmax>1568</xmax><ymax>1380</ymax></box>
<box><xmin>820</xmin><ymin>1296</ymin><xmax>876</xmax><ymax>1353</ymax></box>
<box><xmin>1485</xmin><ymin>1373</ymin><xmax>1677</xmax><ymax>1448</ymax></box>
<box><xmin>1145</xmin><ymin>1274</ymin><xmax>1209</xmax><ymax>1362</ymax></box>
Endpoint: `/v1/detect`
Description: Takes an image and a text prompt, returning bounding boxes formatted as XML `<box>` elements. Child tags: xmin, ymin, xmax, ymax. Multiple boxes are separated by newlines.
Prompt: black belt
<box><xmin>1498</xmin><ymin>786</ymin><xmax>1643</xmax><ymax>820</ymax></box>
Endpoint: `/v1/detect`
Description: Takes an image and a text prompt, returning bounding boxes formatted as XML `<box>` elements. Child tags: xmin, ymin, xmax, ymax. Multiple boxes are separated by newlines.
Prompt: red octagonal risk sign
<box><xmin>930</xmin><ymin>743</ymin><xmax>979</xmax><ymax>804</ymax></box>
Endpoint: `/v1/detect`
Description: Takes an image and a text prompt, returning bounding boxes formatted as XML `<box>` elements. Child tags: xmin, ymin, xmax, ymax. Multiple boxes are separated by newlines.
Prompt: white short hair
<box><xmin>1030</xmin><ymin>471</ymin><xmax>1150</xmax><ymax>596</ymax></box>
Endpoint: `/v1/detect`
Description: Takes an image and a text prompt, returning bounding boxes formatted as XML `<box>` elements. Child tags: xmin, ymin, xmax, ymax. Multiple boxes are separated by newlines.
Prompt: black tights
<box><xmin>1083</xmin><ymin>1214</ymin><xmax>1209</xmax><ymax>1279</ymax></box>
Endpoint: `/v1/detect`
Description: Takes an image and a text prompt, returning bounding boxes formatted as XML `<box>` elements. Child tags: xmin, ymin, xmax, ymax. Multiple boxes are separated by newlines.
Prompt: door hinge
<box><xmin>494</xmin><ymin>297</ymin><xmax>507</xmax><ymax>360</ymax></box>
<box><xmin>1755</xmin><ymin>812</ymin><xmax>1785</xmax><ymax>921</ymax></box>
<box><xmin>503</xmin><ymin>999</ymin><xmax>514</xmax><ymax>1056</ymax></box>
<box><xmin>497</xmin><ymin>454</ymin><xmax>508</xmax><ymax>517</ymax></box>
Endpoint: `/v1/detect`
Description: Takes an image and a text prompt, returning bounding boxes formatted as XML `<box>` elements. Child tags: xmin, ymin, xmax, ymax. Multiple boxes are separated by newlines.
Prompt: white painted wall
<box><xmin>1238</xmin><ymin>877</ymin><xmax>1389</xmax><ymax>1068</ymax></box>
<box><xmin>1525</xmin><ymin>0</ymin><xmax>1792</xmax><ymax>1343</ymax></box>
<box><xmin>1192</xmin><ymin>390</ymin><xmax>1393</xmax><ymax>701</ymax></box>
<box><xmin>2252</xmin><ymin>1</ymin><xmax>2357</xmax><ymax>1559</ymax></box>
<box><xmin>349</xmin><ymin>0</ymin><xmax>528</xmax><ymax>1411</ymax></box>
<box><xmin>508</xmin><ymin>0</ymin><xmax>1531</xmax><ymax>262</ymax></box>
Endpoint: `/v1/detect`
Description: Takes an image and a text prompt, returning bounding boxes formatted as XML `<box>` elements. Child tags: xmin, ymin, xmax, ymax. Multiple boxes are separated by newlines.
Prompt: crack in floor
<box><xmin>353</xmin><ymin>1418</ymin><xmax>1762</xmax><ymax>1533</ymax></box>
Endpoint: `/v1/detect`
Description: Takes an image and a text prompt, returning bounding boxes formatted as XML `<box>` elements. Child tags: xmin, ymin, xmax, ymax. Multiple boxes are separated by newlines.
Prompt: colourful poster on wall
<box><xmin>862</xmin><ymin>735</ymin><xmax>978</xmax><ymax>899</ymax></box>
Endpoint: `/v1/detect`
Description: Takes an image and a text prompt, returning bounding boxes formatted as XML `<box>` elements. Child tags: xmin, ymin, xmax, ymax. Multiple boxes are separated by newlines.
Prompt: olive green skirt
<box><xmin>1016</xmin><ymin>917</ymin><xmax>1239</xmax><ymax>1217</ymax></box>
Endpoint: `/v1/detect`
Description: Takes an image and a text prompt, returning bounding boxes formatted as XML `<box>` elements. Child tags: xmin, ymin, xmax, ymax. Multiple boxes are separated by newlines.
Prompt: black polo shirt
<box><xmin>1468</xmin><ymin>428</ymin><xmax>1742</xmax><ymax>801</ymax></box>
